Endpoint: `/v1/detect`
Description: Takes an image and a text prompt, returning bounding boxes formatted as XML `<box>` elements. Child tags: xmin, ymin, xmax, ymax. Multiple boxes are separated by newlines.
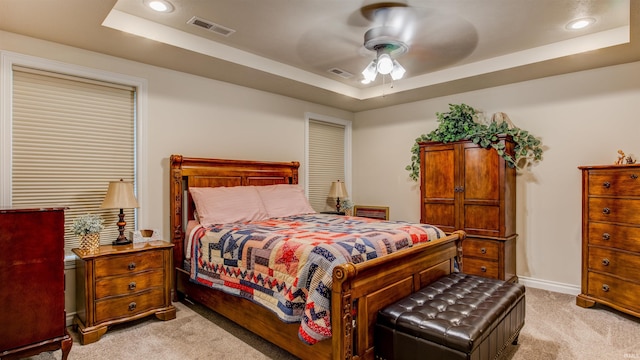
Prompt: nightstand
<box><xmin>72</xmin><ymin>240</ymin><xmax>176</xmax><ymax>344</ymax></box>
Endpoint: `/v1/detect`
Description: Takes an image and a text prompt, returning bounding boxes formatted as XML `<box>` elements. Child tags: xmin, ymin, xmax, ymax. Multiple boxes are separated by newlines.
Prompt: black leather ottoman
<box><xmin>375</xmin><ymin>273</ymin><xmax>525</xmax><ymax>360</ymax></box>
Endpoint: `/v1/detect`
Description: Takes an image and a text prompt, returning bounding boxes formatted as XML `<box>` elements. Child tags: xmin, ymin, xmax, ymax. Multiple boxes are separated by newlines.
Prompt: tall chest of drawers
<box><xmin>577</xmin><ymin>164</ymin><xmax>640</xmax><ymax>318</ymax></box>
<box><xmin>0</xmin><ymin>207</ymin><xmax>72</xmax><ymax>359</ymax></box>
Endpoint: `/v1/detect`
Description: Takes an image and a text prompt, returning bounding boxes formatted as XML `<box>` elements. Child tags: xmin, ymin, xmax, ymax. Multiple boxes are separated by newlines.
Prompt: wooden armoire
<box><xmin>419</xmin><ymin>136</ymin><xmax>517</xmax><ymax>282</ymax></box>
<box><xmin>0</xmin><ymin>207</ymin><xmax>72</xmax><ymax>359</ymax></box>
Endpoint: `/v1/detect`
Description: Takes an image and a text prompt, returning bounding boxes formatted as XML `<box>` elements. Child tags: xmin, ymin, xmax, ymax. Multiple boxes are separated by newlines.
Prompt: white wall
<box><xmin>1</xmin><ymin>30</ymin><xmax>353</xmax><ymax>240</ymax></box>
<box><xmin>353</xmin><ymin>61</ymin><xmax>640</xmax><ymax>292</ymax></box>
<box><xmin>0</xmin><ymin>30</ymin><xmax>353</xmax><ymax>322</ymax></box>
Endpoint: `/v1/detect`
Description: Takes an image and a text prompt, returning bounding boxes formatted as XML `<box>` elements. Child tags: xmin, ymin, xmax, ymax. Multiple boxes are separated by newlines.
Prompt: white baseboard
<box><xmin>518</xmin><ymin>275</ymin><xmax>581</xmax><ymax>296</ymax></box>
<box><xmin>66</xmin><ymin>313</ymin><xmax>75</xmax><ymax>327</ymax></box>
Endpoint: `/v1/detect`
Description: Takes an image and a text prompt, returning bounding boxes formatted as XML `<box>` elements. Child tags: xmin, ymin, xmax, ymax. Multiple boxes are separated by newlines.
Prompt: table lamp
<box><xmin>328</xmin><ymin>180</ymin><xmax>348</xmax><ymax>213</ymax></box>
<box><xmin>101</xmin><ymin>179</ymin><xmax>139</xmax><ymax>245</ymax></box>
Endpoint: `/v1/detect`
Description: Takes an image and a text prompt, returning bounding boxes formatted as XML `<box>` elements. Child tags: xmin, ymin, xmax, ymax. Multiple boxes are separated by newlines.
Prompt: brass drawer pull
<box><xmin>128</xmin><ymin>282</ymin><xmax>137</xmax><ymax>290</ymax></box>
<box><xmin>602</xmin><ymin>181</ymin><xmax>611</xmax><ymax>188</ymax></box>
<box><xmin>632</xmin><ymin>174</ymin><xmax>638</xmax><ymax>180</ymax></box>
<box><xmin>602</xmin><ymin>284</ymin><xmax>610</xmax><ymax>292</ymax></box>
<box><xmin>480</xmin><ymin>248</ymin><xmax>487</xmax><ymax>254</ymax></box>
<box><xmin>128</xmin><ymin>262</ymin><xmax>136</xmax><ymax>270</ymax></box>
<box><xmin>602</xmin><ymin>208</ymin><xmax>610</xmax><ymax>215</ymax></box>
<box><xmin>129</xmin><ymin>302</ymin><xmax>137</xmax><ymax>311</ymax></box>
<box><xmin>601</xmin><ymin>258</ymin><xmax>610</xmax><ymax>266</ymax></box>
<box><xmin>602</xmin><ymin>233</ymin><xmax>610</xmax><ymax>240</ymax></box>
<box><xmin>480</xmin><ymin>266</ymin><xmax>487</xmax><ymax>272</ymax></box>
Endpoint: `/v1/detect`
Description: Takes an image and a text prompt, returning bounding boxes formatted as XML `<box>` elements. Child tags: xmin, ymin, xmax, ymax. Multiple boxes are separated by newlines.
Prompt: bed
<box><xmin>169</xmin><ymin>155</ymin><xmax>465</xmax><ymax>360</ymax></box>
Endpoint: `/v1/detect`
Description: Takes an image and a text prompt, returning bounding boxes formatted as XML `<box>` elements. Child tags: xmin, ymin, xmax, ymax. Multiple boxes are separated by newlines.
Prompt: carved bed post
<box><xmin>453</xmin><ymin>230</ymin><xmax>466</xmax><ymax>271</ymax></box>
<box><xmin>169</xmin><ymin>155</ymin><xmax>184</xmax><ymax>302</ymax></box>
<box><xmin>332</xmin><ymin>263</ymin><xmax>357</xmax><ymax>360</ymax></box>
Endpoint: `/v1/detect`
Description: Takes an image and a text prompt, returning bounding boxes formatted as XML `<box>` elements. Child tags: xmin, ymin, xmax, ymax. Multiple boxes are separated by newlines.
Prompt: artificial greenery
<box><xmin>72</xmin><ymin>214</ymin><xmax>105</xmax><ymax>236</ymax></box>
<box><xmin>340</xmin><ymin>198</ymin><xmax>353</xmax><ymax>212</ymax></box>
<box><xmin>406</xmin><ymin>103</ymin><xmax>543</xmax><ymax>181</ymax></box>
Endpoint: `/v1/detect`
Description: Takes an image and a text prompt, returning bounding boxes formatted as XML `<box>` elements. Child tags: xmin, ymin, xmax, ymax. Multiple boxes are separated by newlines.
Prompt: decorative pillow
<box><xmin>189</xmin><ymin>186</ymin><xmax>268</xmax><ymax>226</ymax></box>
<box><xmin>256</xmin><ymin>184</ymin><xmax>316</xmax><ymax>218</ymax></box>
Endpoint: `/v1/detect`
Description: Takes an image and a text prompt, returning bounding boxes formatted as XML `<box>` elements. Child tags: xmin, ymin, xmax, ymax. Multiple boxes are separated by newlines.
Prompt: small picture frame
<box><xmin>353</xmin><ymin>205</ymin><xmax>389</xmax><ymax>220</ymax></box>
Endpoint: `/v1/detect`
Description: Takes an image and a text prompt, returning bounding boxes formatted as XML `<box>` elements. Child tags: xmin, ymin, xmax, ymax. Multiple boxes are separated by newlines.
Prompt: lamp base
<box><xmin>112</xmin><ymin>238</ymin><xmax>132</xmax><ymax>246</ymax></box>
<box><xmin>112</xmin><ymin>209</ymin><xmax>132</xmax><ymax>245</ymax></box>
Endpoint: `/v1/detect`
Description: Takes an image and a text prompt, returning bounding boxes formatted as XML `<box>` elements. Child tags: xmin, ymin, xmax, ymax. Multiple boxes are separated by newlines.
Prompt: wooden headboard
<box><xmin>169</xmin><ymin>155</ymin><xmax>300</xmax><ymax>267</ymax></box>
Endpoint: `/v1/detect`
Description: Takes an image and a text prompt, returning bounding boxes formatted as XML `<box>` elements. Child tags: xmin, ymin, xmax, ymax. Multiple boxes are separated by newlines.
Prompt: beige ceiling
<box><xmin>1</xmin><ymin>0</ymin><xmax>638</xmax><ymax>112</ymax></box>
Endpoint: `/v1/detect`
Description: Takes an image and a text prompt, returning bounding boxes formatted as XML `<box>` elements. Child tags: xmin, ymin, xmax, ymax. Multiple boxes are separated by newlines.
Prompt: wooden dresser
<box><xmin>73</xmin><ymin>240</ymin><xmax>176</xmax><ymax>344</ymax></box>
<box><xmin>577</xmin><ymin>164</ymin><xmax>640</xmax><ymax>318</ymax></box>
<box><xmin>420</xmin><ymin>137</ymin><xmax>517</xmax><ymax>282</ymax></box>
<box><xmin>0</xmin><ymin>207</ymin><xmax>72</xmax><ymax>360</ymax></box>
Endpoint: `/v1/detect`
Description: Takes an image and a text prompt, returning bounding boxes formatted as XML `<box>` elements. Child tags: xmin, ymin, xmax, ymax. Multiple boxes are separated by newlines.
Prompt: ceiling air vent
<box><xmin>187</xmin><ymin>16</ymin><xmax>236</xmax><ymax>37</ymax></box>
<box><xmin>328</xmin><ymin>68</ymin><xmax>353</xmax><ymax>79</ymax></box>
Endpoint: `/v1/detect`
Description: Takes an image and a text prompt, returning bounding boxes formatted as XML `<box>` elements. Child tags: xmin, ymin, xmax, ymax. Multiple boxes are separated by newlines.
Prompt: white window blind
<box><xmin>11</xmin><ymin>66</ymin><xmax>136</xmax><ymax>256</ymax></box>
<box><xmin>308</xmin><ymin>119</ymin><xmax>345</xmax><ymax>212</ymax></box>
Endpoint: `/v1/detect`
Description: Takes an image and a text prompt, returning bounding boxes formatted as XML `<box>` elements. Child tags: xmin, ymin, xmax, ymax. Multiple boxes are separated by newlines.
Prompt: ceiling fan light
<box><xmin>390</xmin><ymin>60</ymin><xmax>406</xmax><ymax>80</ymax></box>
<box><xmin>376</xmin><ymin>53</ymin><xmax>394</xmax><ymax>74</ymax></box>
<box><xmin>362</xmin><ymin>60</ymin><xmax>378</xmax><ymax>82</ymax></box>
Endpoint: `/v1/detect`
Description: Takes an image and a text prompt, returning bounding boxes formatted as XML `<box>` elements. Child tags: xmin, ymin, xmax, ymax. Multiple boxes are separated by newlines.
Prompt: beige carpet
<box><xmin>27</xmin><ymin>287</ymin><xmax>640</xmax><ymax>360</ymax></box>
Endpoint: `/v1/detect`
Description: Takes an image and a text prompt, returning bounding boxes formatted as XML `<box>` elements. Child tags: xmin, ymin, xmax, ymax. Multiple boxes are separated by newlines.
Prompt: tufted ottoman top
<box><xmin>377</xmin><ymin>273</ymin><xmax>525</xmax><ymax>353</ymax></box>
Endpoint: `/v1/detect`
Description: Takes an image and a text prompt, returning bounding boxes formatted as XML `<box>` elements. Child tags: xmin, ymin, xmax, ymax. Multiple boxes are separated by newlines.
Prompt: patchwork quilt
<box><xmin>189</xmin><ymin>213</ymin><xmax>445</xmax><ymax>344</ymax></box>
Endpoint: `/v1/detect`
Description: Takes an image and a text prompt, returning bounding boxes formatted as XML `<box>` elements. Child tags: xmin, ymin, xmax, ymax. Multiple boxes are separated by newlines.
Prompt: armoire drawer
<box><xmin>462</xmin><ymin>238</ymin><xmax>499</xmax><ymax>260</ymax></box>
<box><xmin>461</xmin><ymin>257</ymin><xmax>499</xmax><ymax>279</ymax></box>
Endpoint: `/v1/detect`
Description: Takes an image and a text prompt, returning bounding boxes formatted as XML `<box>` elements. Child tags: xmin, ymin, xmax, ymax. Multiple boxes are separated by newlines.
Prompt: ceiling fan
<box><xmin>356</xmin><ymin>1</ymin><xmax>477</xmax><ymax>84</ymax></box>
<box><xmin>359</xmin><ymin>1</ymin><xmax>415</xmax><ymax>83</ymax></box>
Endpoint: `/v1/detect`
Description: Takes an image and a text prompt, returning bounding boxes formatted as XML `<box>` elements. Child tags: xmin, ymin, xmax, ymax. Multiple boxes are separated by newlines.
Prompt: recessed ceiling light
<box><xmin>144</xmin><ymin>0</ymin><xmax>174</xmax><ymax>13</ymax></box>
<box><xmin>566</xmin><ymin>17</ymin><xmax>596</xmax><ymax>30</ymax></box>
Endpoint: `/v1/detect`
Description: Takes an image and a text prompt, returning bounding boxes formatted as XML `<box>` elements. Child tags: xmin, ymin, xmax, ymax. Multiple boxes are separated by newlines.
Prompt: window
<box><xmin>305</xmin><ymin>113</ymin><xmax>351</xmax><ymax>212</ymax></box>
<box><xmin>1</xmin><ymin>52</ymin><xmax>147</xmax><ymax>257</ymax></box>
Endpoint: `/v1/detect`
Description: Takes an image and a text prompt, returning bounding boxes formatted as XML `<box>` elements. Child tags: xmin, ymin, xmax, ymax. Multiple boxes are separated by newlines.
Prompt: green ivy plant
<box><xmin>406</xmin><ymin>103</ymin><xmax>543</xmax><ymax>181</ymax></box>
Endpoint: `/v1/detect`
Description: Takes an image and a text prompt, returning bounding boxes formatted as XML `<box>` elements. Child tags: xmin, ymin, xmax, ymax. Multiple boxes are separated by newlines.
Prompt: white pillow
<box><xmin>256</xmin><ymin>184</ymin><xmax>316</xmax><ymax>218</ymax></box>
<box><xmin>189</xmin><ymin>186</ymin><xmax>268</xmax><ymax>226</ymax></box>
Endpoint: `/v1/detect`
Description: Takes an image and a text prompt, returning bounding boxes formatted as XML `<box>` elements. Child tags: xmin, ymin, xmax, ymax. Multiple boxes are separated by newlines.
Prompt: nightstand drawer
<box><xmin>95</xmin><ymin>250</ymin><xmax>164</xmax><ymax>278</ymax></box>
<box><xmin>462</xmin><ymin>238</ymin><xmax>499</xmax><ymax>260</ymax></box>
<box><xmin>95</xmin><ymin>270</ymin><xmax>164</xmax><ymax>299</ymax></box>
<box><xmin>461</xmin><ymin>257</ymin><xmax>499</xmax><ymax>279</ymax></box>
<box><xmin>95</xmin><ymin>288</ymin><xmax>165</xmax><ymax>323</ymax></box>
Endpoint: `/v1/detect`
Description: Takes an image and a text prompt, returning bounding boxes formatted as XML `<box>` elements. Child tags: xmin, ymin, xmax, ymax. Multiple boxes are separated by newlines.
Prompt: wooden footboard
<box><xmin>331</xmin><ymin>230</ymin><xmax>465</xmax><ymax>360</ymax></box>
<box><xmin>176</xmin><ymin>230</ymin><xmax>464</xmax><ymax>360</ymax></box>
<box><xmin>169</xmin><ymin>155</ymin><xmax>465</xmax><ymax>360</ymax></box>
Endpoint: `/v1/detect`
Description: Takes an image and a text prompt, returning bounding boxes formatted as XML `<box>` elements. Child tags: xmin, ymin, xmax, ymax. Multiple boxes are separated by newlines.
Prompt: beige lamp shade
<box><xmin>328</xmin><ymin>180</ymin><xmax>348</xmax><ymax>199</ymax></box>
<box><xmin>100</xmin><ymin>179</ymin><xmax>139</xmax><ymax>209</ymax></box>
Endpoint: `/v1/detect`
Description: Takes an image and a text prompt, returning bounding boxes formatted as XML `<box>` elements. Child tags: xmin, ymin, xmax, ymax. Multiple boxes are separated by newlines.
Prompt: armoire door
<box><xmin>420</xmin><ymin>142</ymin><xmax>459</xmax><ymax>232</ymax></box>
